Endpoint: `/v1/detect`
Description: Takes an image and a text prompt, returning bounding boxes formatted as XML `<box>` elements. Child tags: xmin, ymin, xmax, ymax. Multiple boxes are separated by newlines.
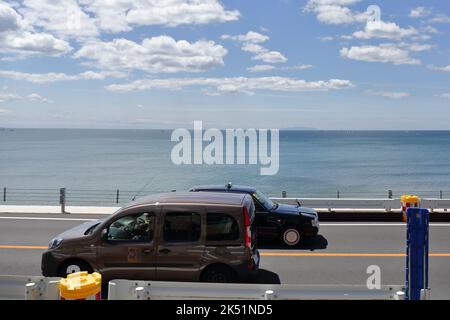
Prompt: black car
<box><xmin>190</xmin><ymin>184</ymin><xmax>319</xmax><ymax>247</ymax></box>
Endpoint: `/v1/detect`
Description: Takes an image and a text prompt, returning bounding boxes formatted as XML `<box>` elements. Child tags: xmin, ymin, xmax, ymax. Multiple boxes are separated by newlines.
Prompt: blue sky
<box><xmin>0</xmin><ymin>0</ymin><xmax>449</xmax><ymax>129</ymax></box>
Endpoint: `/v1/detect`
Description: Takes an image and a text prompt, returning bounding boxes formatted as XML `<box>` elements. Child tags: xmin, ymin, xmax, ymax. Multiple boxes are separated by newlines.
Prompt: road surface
<box><xmin>1</xmin><ymin>213</ymin><xmax>449</xmax><ymax>299</ymax></box>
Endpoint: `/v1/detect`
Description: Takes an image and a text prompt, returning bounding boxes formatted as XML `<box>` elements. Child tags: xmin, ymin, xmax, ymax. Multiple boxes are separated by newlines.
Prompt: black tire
<box><xmin>200</xmin><ymin>265</ymin><xmax>237</xmax><ymax>283</ymax></box>
<box><xmin>280</xmin><ymin>226</ymin><xmax>302</xmax><ymax>247</ymax></box>
<box><xmin>57</xmin><ymin>259</ymin><xmax>93</xmax><ymax>278</ymax></box>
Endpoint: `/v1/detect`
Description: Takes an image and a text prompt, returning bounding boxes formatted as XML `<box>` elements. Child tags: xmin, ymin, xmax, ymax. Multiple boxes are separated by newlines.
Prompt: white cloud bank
<box><xmin>16</xmin><ymin>0</ymin><xmax>239</xmax><ymax>36</ymax></box>
<box><xmin>0</xmin><ymin>91</ymin><xmax>52</xmax><ymax>103</ymax></box>
<box><xmin>0</xmin><ymin>70</ymin><xmax>127</xmax><ymax>84</ymax></box>
<box><xmin>365</xmin><ymin>90</ymin><xmax>410</xmax><ymax>99</ymax></box>
<box><xmin>340</xmin><ymin>43</ymin><xmax>429</xmax><ymax>65</ymax></box>
<box><xmin>0</xmin><ymin>2</ymin><xmax>72</xmax><ymax>58</ymax></box>
<box><xmin>74</xmin><ymin>36</ymin><xmax>227</xmax><ymax>73</ymax></box>
<box><xmin>105</xmin><ymin>77</ymin><xmax>353</xmax><ymax>95</ymax></box>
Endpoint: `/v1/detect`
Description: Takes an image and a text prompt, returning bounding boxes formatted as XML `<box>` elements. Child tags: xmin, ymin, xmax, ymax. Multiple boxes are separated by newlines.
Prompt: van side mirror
<box><xmin>101</xmin><ymin>229</ymin><xmax>109</xmax><ymax>241</ymax></box>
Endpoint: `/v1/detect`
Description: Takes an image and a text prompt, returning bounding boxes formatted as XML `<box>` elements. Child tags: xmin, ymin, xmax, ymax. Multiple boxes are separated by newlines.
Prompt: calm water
<box><xmin>1</xmin><ymin>129</ymin><xmax>450</xmax><ymax>204</ymax></box>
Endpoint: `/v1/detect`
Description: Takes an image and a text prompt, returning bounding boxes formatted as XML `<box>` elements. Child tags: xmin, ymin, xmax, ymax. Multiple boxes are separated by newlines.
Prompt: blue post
<box><xmin>405</xmin><ymin>208</ymin><xmax>429</xmax><ymax>300</ymax></box>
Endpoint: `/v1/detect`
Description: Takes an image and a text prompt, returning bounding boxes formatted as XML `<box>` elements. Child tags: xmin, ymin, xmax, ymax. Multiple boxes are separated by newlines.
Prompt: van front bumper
<box><xmin>41</xmin><ymin>250</ymin><xmax>59</xmax><ymax>277</ymax></box>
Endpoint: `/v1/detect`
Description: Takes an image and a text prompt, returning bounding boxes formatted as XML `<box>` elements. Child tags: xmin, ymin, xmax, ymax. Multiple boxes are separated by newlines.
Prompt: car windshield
<box><xmin>252</xmin><ymin>190</ymin><xmax>276</xmax><ymax>210</ymax></box>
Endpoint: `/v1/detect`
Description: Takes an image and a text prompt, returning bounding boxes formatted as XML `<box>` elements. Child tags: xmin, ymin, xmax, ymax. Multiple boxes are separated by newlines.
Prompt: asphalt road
<box><xmin>1</xmin><ymin>213</ymin><xmax>450</xmax><ymax>299</ymax></box>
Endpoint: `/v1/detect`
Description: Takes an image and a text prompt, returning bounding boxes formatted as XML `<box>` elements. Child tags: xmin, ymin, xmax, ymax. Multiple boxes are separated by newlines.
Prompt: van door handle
<box><xmin>159</xmin><ymin>248</ymin><xmax>171</xmax><ymax>254</ymax></box>
<box><xmin>142</xmin><ymin>249</ymin><xmax>153</xmax><ymax>254</ymax></box>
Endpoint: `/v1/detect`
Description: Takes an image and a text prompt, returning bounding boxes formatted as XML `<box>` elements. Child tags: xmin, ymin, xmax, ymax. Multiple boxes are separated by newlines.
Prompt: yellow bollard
<box><xmin>59</xmin><ymin>271</ymin><xmax>102</xmax><ymax>300</ymax></box>
<box><xmin>400</xmin><ymin>195</ymin><xmax>421</xmax><ymax>222</ymax></box>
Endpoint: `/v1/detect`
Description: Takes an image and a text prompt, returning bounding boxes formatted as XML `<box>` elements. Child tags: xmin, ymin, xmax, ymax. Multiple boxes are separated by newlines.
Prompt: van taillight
<box><xmin>244</xmin><ymin>207</ymin><xmax>252</xmax><ymax>249</ymax></box>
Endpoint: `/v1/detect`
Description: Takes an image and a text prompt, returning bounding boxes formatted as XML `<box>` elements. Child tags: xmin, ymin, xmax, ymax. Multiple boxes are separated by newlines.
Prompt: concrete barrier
<box><xmin>0</xmin><ymin>275</ymin><xmax>60</xmax><ymax>300</ymax></box>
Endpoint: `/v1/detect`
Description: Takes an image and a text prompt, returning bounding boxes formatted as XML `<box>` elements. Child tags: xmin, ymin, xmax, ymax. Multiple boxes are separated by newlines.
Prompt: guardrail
<box><xmin>107</xmin><ymin>280</ymin><xmax>405</xmax><ymax>300</ymax></box>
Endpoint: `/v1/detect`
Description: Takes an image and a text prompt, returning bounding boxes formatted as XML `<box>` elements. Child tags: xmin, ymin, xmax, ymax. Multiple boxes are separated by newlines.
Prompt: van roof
<box><xmin>125</xmin><ymin>192</ymin><xmax>249</xmax><ymax>208</ymax></box>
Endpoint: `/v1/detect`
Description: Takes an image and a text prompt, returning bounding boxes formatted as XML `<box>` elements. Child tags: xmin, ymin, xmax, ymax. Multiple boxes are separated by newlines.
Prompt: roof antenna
<box><xmin>132</xmin><ymin>175</ymin><xmax>157</xmax><ymax>201</ymax></box>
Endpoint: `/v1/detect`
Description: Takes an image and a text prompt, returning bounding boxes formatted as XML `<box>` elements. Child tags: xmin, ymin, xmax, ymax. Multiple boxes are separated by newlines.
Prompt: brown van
<box><xmin>41</xmin><ymin>192</ymin><xmax>259</xmax><ymax>283</ymax></box>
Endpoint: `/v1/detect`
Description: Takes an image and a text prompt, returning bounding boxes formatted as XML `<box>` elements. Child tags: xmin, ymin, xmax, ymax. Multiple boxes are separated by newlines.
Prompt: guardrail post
<box><xmin>3</xmin><ymin>187</ymin><xmax>5</xmax><ymax>202</ymax></box>
<box><xmin>388</xmin><ymin>190</ymin><xmax>393</xmax><ymax>199</ymax></box>
<box><xmin>405</xmin><ymin>207</ymin><xmax>429</xmax><ymax>300</ymax></box>
<box><xmin>282</xmin><ymin>191</ymin><xmax>287</xmax><ymax>198</ymax></box>
<box><xmin>59</xmin><ymin>188</ymin><xmax>66</xmax><ymax>214</ymax></box>
<box><xmin>116</xmin><ymin>189</ymin><xmax>120</xmax><ymax>204</ymax></box>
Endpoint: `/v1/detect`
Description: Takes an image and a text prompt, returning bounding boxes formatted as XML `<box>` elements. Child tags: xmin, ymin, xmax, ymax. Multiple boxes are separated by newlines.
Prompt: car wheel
<box><xmin>58</xmin><ymin>260</ymin><xmax>93</xmax><ymax>278</ymax></box>
<box><xmin>281</xmin><ymin>227</ymin><xmax>302</xmax><ymax>247</ymax></box>
<box><xmin>201</xmin><ymin>265</ymin><xmax>237</xmax><ymax>283</ymax></box>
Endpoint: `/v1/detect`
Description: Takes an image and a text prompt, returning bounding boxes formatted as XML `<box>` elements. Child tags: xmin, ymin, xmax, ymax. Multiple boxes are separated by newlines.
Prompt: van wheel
<box><xmin>281</xmin><ymin>227</ymin><xmax>302</xmax><ymax>247</ymax></box>
<box><xmin>201</xmin><ymin>265</ymin><xmax>237</xmax><ymax>283</ymax></box>
<box><xmin>58</xmin><ymin>260</ymin><xmax>93</xmax><ymax>278</ymax></box>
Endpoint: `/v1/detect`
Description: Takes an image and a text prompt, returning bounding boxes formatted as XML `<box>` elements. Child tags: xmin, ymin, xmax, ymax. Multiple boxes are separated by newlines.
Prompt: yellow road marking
<box><xmin>260</xmin><ymin>252</ymin><xmax>450</xmax><ymax>257</ymax></box>
<box><xmin>0</xmin><ymin>245</ymin><xmax>47</xmax><ymax>250</ymax></box>
<box><xmin>1</xmin><ymin>245</ymin><xmax>450</xmax><ymax>257</ymax></box>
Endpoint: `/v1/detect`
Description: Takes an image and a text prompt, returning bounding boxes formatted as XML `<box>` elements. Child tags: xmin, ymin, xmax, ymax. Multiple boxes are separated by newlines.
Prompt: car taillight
<box><xmin>244</xmin><ymin>207</ymin><xmax>252</xmax><ymax>249</ymax></box>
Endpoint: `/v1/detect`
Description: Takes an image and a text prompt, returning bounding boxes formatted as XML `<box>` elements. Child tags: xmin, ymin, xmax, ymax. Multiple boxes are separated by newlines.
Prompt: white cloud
<box><xmin>105</xmin><ymin>76</ymin><xmax>353</xmax><ymax>95</ymax></box>
<box><xmin>409</xmin><ymin>7</ymin><xmax>431</xmax><ymax>18</ymax></box>
<box><xmin>18</xmin><ymin>0</ymin><xmax>99</xmax><ymax>39</ymax></box>
<box><xmin>429</xmin><ymin>14</ymin><xmax>450</xmax><ymax>24</ymax></box>
<box><xmin>0</xmin><ymin>92</ymin><xmax>20</xmax><ymax>102</ymax></box>
<box><xmin>0</xmin><ymin>108</ymin><xmax>11</xmax><ymax>114</ymax></box>
<box><xmin>0</xmin><ymin>3</ymin><xmax>72</xmax><ymax>58</ymax></box>
<box><xmin>74</xmin><ymin>36</ymin><xmax>227</xmax><ymax>73</ymax></box>
<box><xmin>340</xmin><ymin>44</ymin><xmax>422</xmax><ymax>65</ymax></box>
<box><xmin>429</xmin><ymin>65</ymin><xmax>450</xmax><ymax>73</ymax></box>
<box><xmin>1</xmin><ymin>32</ymin><xmax>72</xmax><ymax>57</ymax></box>
<box><xmin>0</xmin><ymin>70</ymin><xmax>127</xmax><ymax>84</ymax></box>
<box><xmin>247</xmin><ymin>65</ymin><xmax>275</xmax><ymax>72</ymax></box>
<box><xmin>247</xmin><ymin>64</ymin><xmax>313</xmax><ymax>73</ymax></box>
<box><xmin>80</xmin><ymin>0</ymin><xmax>240</xmax><ymax>33</ymax></box>
<box><xmin>222</xmin><ymin>31</ymin><xmax>287</xmax><ymax>64</ymax></box>
<box><xmin>26</xmin><ymin>93</ymin><xmax>53</xmax><ymax>103</ymax></box>
<box><xmin>365</xmin><ymin>90</ymin><xmax>410</xmax><ymax>99</ymax></box>
<box><xmin>350</xmin><ymin>20</ymin><xmax>418</xmax><ymax>40</ymax></box>
<box><xmin>0</xmin><ymin>91</ymin><xmax>52</xmax><ymax>103</ymax></box>
<box><xmin>304</xmin><ymin>0</ymin><xmax>367</xmax><ymax>25</ymax></box>
<box><xmin>0</xmin><ymin>2</ymin><xmax>23</xmax><ymax>32</ymax></box>
<box><xmin>222</xmin><ymin>31</ymin><xmax>269</xmax><ymax>43</ymax></box>
<box><xmin>437</xmin><ymin>93</ymin><xmax>450</xmax><ymax>99</ymax></box>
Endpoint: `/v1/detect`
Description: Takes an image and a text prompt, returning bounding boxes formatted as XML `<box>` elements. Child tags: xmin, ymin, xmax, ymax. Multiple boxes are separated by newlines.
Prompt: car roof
<box><xmin>190</xmin><ymin>185</ymin><xmax>256</xmax><ymax>193</ymax></box>
<box><xmin>125</xmin><ymin>191</ymin><xmax>249</xmax><ymax>208</ymax></box>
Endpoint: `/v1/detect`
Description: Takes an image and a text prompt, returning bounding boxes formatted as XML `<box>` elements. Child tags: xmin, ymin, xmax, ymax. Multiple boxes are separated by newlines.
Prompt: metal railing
<box><xmin>2</xmin><ymin>187</ymin><xmax>450</xmax><ymax>207</ymax></box>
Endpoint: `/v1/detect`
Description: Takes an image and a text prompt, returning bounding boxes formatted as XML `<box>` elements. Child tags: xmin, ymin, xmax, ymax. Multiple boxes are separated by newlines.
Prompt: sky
<box><xmin>0</xmin><ymin>0</ymin><xmax>449</xmax><ymax>130</ymax></box>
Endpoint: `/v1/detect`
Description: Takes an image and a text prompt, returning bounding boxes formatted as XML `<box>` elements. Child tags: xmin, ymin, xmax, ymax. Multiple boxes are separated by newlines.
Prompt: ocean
<box><xmin>1</xmin><ymin>129</ymin><xmax>450</xmax><ymax>205</ymax></box>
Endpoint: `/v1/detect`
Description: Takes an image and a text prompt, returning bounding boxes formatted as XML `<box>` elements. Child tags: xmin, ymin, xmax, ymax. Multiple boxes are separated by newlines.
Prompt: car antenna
<box><xmin>132</xmin><ymin>175</ymin><xmax>157</xmax><ymax>201</ymax></box>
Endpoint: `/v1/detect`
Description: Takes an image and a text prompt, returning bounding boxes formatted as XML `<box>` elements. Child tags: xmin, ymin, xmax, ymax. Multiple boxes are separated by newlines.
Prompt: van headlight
<box><xmin>48</xmin><ymin>238</ymin><xmax>63</xmax><ymax>249</ymax></box>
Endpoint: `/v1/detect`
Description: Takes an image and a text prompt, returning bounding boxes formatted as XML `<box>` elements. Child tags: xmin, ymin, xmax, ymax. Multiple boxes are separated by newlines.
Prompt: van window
<box><xmin>164</xmin><ymin>212</ymin><xmax>201</xmax><ymax>242</ymax></box>
<box><xmin>107</xmin><ymin>212</ymin><xmax>155</xmax><ymax>242</ymax></box>
<box><xmin>206</xmin><ymin>213</ymin><xmax>239</xmax><ymax>241</ymax></box>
